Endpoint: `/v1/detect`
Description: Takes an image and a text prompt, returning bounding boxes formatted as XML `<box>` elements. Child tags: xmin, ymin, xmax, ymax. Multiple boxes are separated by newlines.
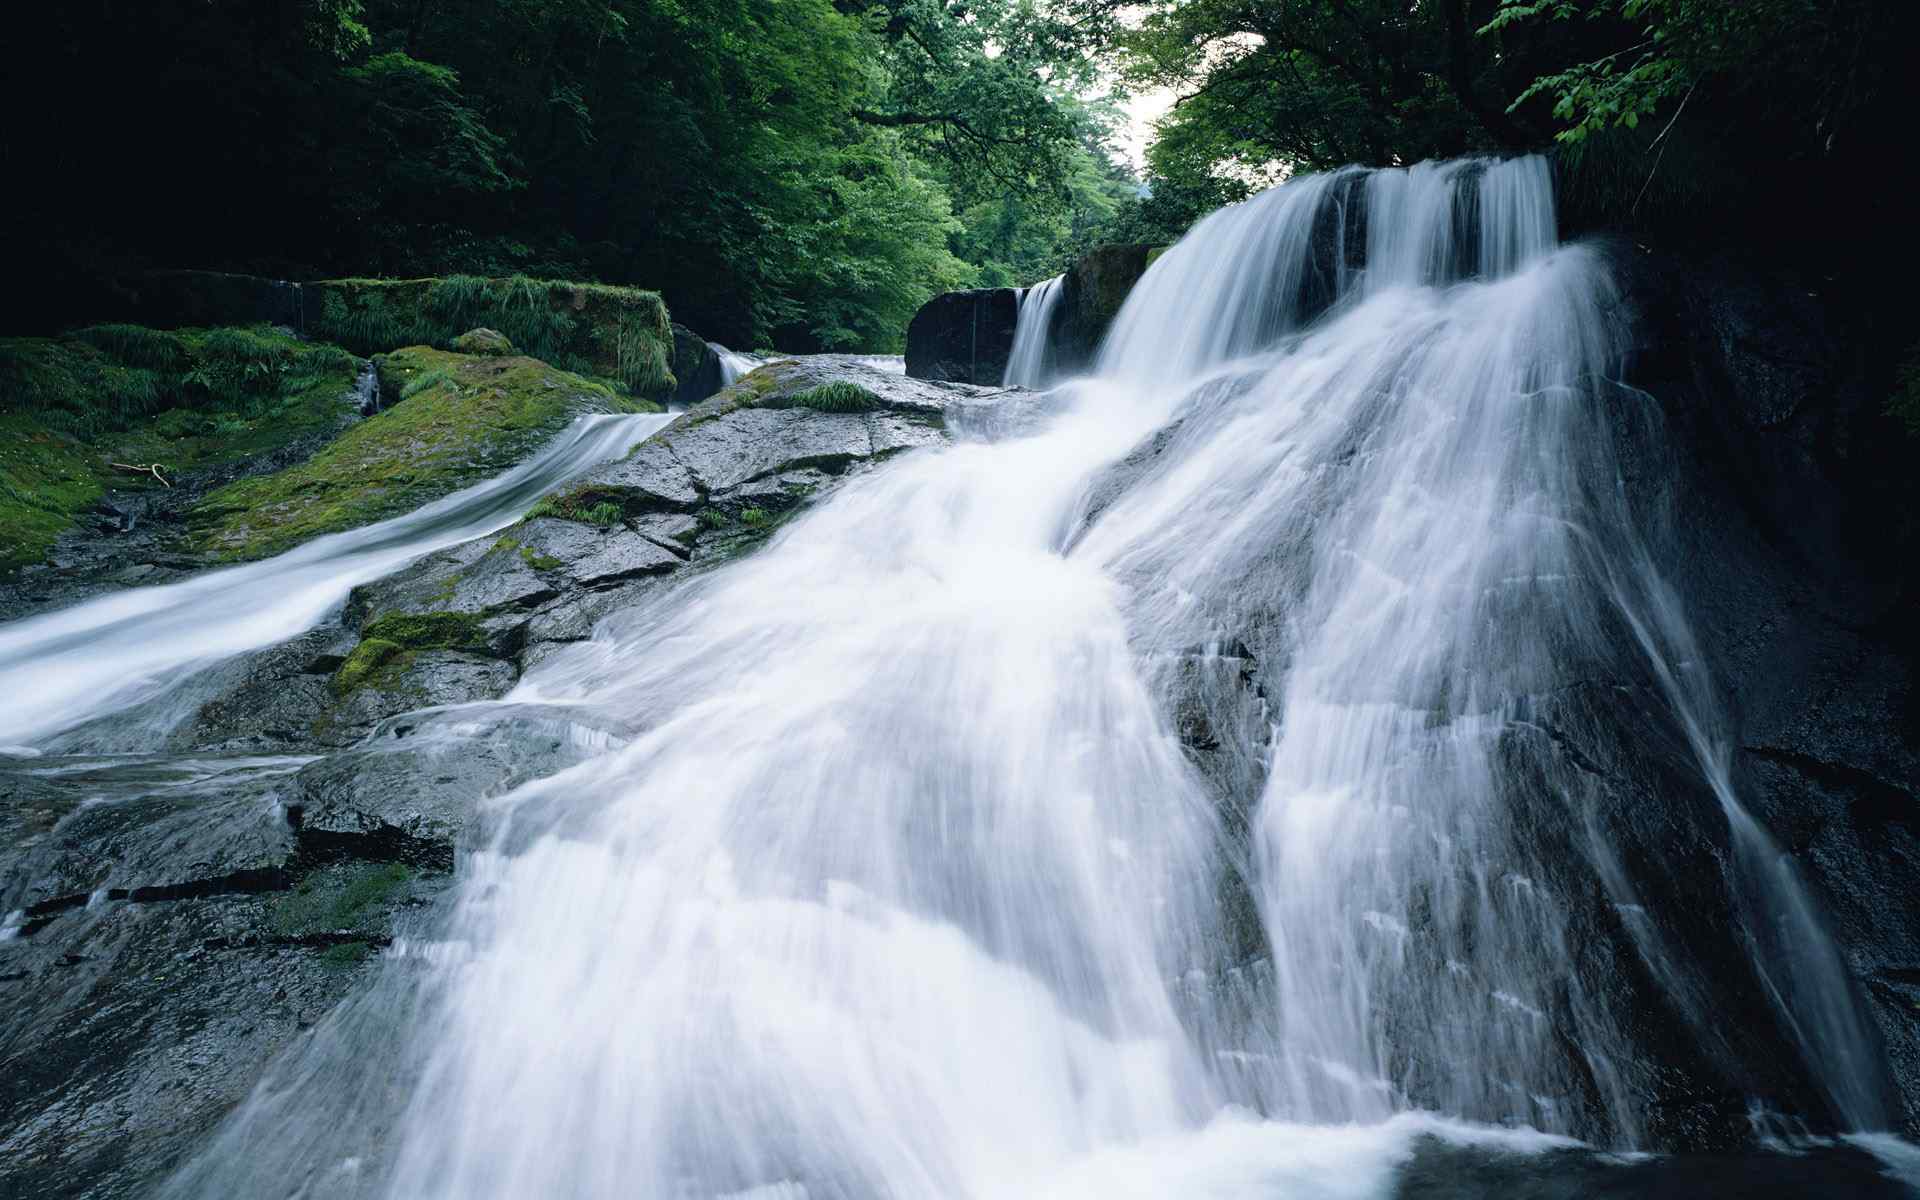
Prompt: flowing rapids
<box><xmin>1004</xmin><ymin>274</ymin><xmax>1065</xmax><ymax>388</ymax></box>
<box><xmin>159</xmin><ymin>158</ymin><xmax>1907</xmax><ymax>1198</ymax></box>
<box><xmin>0</xmin><ymin>413</ymin><xmax>673</xmax><ymax>753</ymax></box>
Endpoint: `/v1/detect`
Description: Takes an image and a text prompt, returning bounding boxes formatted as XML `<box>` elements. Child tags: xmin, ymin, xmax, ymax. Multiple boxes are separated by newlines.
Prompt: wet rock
<box><xmin>671</xmin><ymin>322</ymin><xmax>724</xmax><ymax>404</ymax></box>
<box><xmin>318</xmin><ymin>651</ymin><xmax>517</xmax><ymax>744</ymax></box>
<box><xmin>905</xmin><ymin>287</ymin><xmax>1021</xmax><ymax>384</ymax></box>
<box><xmin>569</xmin><ymin>438</ymin><xmax>703</xmax><ymax>510</ymax></box>
<box><xmin>1054</xmin><ymin>243</ymin><xmax>1159</xmax><ymax>369</ymax></box>
<box><xmin>291</xmin><ymin>704</ymin><xmax>639</xmax><ymax>848</ymax></box>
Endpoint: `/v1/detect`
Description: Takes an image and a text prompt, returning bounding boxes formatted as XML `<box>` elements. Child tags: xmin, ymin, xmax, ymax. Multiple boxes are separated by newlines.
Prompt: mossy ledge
<box><xmin>307</xmin><ymin>276</ymin><xmax>676</xmax><ymax>402</ymax></box>
<box><xmin>192</xmin><ymin>347</ymin><xmax>653</xmax><ymax>562</ymax></box>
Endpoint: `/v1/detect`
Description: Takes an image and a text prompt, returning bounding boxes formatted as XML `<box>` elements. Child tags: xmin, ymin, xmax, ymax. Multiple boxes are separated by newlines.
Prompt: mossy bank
<box><xmin>190</xmin><ymin>347</ymin><xmax>658</xmax><ymax>561</ymax></box>
<box><xmin>0</xmin><ymin>326</ymin><xmax>361</xmax><ymax>571</ymax></box>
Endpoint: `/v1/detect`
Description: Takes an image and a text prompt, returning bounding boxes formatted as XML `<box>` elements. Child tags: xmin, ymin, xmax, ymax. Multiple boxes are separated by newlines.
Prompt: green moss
<box><xmin>519</xmin><ymin>544</ymin><xmax>563</xmax><ymax>571</ymax></box>
<box><xmin>738</xmin><ymin>507</ymin><xmax>772</xmax><ymax>527</ymax></box>
<box><xmin>193</xmin><ymin>347</ymin><xmax>653</xmax><ymax>560</ymax></box>
<box><xmin>0</xmin><ymin>327</ymin><xmax>360</xmax><ymax>571</ymax></box>
<box><xmin>306</xmin><ymin>276</ymin><xmax>677</xmax><ymax>403</ymax></box>
<box><xmin>270</xmin><ymin>861</ymin><xmax>412</xmax><ymax>938</ymax></box>
<box><xmin>0</xmin><ymin>418</ymin><xmax>105</xmax><ymax>571</ymax></box>
<box><xmin>333</xmin><ymin>638</ymin><xmax>404</xmax><ymax>694</ymax></box>
<box><xmin>362</xmin><ymin>610</ymin><xmax>489</xmax><ymax>652</ymax></box>
<box><xmin>400</xmin><ymin>367</ymin><xmax>457</xmax><ymax>401</ymax></box>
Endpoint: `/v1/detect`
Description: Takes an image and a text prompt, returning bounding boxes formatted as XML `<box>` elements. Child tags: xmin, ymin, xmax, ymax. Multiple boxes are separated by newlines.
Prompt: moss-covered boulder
<box><xmin>189</xmin><ymin>347</ymin><xmax>656</xmax><ymax>561</ymax></box>
<box><xmin>305</xmin><ymin>275</ymin><xmax>675</xmax><ymax>403</ymax></box>
<box><xmin>451</xmin><ymin>327</ymin><xmax>514</xmax><ymax>356</ymax></box>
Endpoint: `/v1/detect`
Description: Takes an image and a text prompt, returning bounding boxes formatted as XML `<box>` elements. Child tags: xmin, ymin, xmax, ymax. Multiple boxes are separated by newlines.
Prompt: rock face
<box><xmin>0</xmin><ymin>355</ymin><xmax>1009</xmax><ymax>1200</ymax></box>
<box><xmin>1054</xmin><ymin>243</ymin><xmax>1160</xmax><ymax>369</ymax></box>
<box><xmin>904</xmin><ymin>287</ymin><xmax>1020</xmax><ymax>384</ymax></box>
<box><xmin>1602</xmin><ymin>243</ymin><xmax>1920</xmax><ymax>1127</ymax></box>
<box><xmin>670</xmin><ymin>322</ymin><xmax>724</xmax><ymax>404</ymax></box>
<box><xmin>904</xmin><ymin>244</ymin><xmax>1163</xmax><ymax>384</ymax></box>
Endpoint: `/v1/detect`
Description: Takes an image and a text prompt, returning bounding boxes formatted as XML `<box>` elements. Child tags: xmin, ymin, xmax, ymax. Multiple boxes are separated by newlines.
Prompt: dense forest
<box><xmin>6</xmin><ymin>0</ymin><xmax>1915</xmax><ymax>353</ymax></box>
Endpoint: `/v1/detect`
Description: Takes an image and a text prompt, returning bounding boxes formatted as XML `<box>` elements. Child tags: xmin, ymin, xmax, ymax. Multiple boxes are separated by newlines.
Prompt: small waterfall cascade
<box><xmin>160</xmin><ymin>156</ymin><xmax>1901</xmax><ymax>1200</ymax></box>
<box><xmin>0</xmin><ymin>413</ymin><xmax>672</xmax><ymax>752</ymax></box>
<box><xmin>1004</xmin><ymin>273</ymin><xmax>1065</xmax><ymax>387</ymax></box>
<box><xmin>712</xmin><ymin>343</ymin><xmax>767</xmax><ymax>387</ymax></box>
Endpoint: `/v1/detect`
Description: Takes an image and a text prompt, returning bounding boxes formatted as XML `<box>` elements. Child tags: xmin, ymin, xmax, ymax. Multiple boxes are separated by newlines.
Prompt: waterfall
<box><xmin>1004</xmin><ymin>274</ymin><xmax>1064</xmax><ymax>387</ymax></box>
<box><xmin>160</xmin><ymin>156</ymin><xmax>1898</xmax><ymax>1198</ymax></box>
<box><xmin>713</xmin><ymin>343</ymin><xmax>767</xmax><ymax>387</ymax></box>
<box><xmin>0</xmin><ymin>413</ymin><xmax>673</xmax><ymax>752</ymax></box>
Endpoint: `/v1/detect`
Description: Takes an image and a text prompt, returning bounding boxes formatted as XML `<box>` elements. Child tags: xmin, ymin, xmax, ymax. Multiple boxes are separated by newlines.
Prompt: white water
<box><xmin>0</xmin><ymin>413</ymin><xmax>672</xmax><ymax>750</ymax></box>
<box><xmin>159</xmin><ymin>157</ymin><xmax>1906</xmax><ymax>1198</ymax></box>
<box><xmin>713</xmin><ymin>343</ymin><xmax>767</xmax><ymax>387</ymax></box>
<box><xmin>1004</xmin><ymin>274</ymin><xmax>1065</xmax><ymax>388</ymax></box>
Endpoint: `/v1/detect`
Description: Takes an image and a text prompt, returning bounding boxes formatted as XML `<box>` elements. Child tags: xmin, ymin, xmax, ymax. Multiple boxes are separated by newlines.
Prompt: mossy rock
<box><xmin>451</xmin><ymin>327</ymin><xmax>515</xmax><ymax>356</ymax></box>
<box><xmin>333</xmin><ymin>638</ymin><xmax>404</xmax><ymax>695</ymax></box>
<box><xmin>191</xmin><ymin>347</ymin><xmax>656</xmax><ymax>562</ymax></box>
<box><xmin>306</xmin><ymin>275</ymin><xmax>676</xmax><ymax>403</ymax></box>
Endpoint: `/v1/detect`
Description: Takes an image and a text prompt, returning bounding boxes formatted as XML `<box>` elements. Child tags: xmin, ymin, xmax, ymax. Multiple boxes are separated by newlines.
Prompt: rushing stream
<box><xmin>0</xmin><ymin>413</ymin><xmax>673</xmax><ymax>753</ymax></box>
<box><xmin>137</xmin><ymin>156</ymin><xmax>1914</xmax><ymax>1196</ymax></box>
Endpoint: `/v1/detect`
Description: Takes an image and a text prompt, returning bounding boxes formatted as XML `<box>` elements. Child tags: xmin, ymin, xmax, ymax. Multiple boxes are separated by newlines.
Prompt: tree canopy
<box><xmin>7</xmin><ymin>0</ymin><xmax>1914</xmax><ymax>346</ymax></box>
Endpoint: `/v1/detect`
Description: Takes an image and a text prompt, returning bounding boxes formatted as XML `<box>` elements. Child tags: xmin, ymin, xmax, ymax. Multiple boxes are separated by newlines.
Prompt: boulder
<box><xmin>670</xmin><ymin>322</ymin><xmax>724</xmax><ymax>404</ymax></box>
<box><xmin>450</xmin><ymin>326</ymin><xmax>514</xmax><ymax>355</ymax></box>
<box><xmin>904</xmin><ymin>287</ymin><xmax>1020</xmax><ymax>384</ymax></box>
<box><xmin>1054</xmin><ymin>243</ymin><xmax>1160</xmax><ymax>369</ymax></box>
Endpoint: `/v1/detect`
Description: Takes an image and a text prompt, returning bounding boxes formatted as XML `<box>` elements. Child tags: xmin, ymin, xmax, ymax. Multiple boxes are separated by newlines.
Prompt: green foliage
<box><xmin>786</xmin><ymin>383</ymin><xmax>882</xmax><ymax>414</ymax></box>
<box><xmin>70</xmin><ymin>325</ymin><xmax>189</xmax><ymax>371</ymax></box>
<box><xmin>312</xmin><ymin>277</ymin><xmax>675</xmax><ymax>400</ymax></box>
<box><xmin>10</xmin><ymin>0</ymin><xmax>1119</xmax><ymax>350</ymax></box>
<box><xmin>527</xmin><ymin>493</ymin><xmax>625</xmax><ymax>528</ymax></box>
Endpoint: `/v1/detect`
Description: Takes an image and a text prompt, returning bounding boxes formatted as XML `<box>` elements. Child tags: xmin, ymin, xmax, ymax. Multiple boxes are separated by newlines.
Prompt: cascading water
<box><xmin>1004</xmin><ymin>274</ymin><xmax>1065</xmax><ymax>388</ymax></box>
<box><xmin>712</xmin><ymin>343</ymin><xmax>766</xmax><ymax>387</ymax></box>
<box><xmin>160</xmin><ymin>156</ymin><xmax>1906</xmax><ymax>1198</ymax></box>
<box><xmin>0</xmin><ymin>413</ymin><xmax>672</xmax><ymax>752</ymax></box>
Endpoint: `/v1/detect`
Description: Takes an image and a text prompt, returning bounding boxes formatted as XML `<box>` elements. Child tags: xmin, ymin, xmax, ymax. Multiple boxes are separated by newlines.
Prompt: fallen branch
<box><xmin>109</xmin><ymin>461</ymin><xmax>171</xmax><ymax>488</ymax></box>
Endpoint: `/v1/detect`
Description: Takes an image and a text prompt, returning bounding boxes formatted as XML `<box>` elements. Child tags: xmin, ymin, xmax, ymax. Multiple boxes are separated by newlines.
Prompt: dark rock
<box><xmin>670</xmin><ymin>323</ymin><xmax>724</xmax><ymax>404</ymax></box>
<box><xmin>1054</xmin><ymin>244</ymin><xmax>1160</xmax><ymax>369</ymax></box>
<box><xmin>905</xmin><ymin>287</ymin><xmax>1021</xmax><ymax>383</ymax></box>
